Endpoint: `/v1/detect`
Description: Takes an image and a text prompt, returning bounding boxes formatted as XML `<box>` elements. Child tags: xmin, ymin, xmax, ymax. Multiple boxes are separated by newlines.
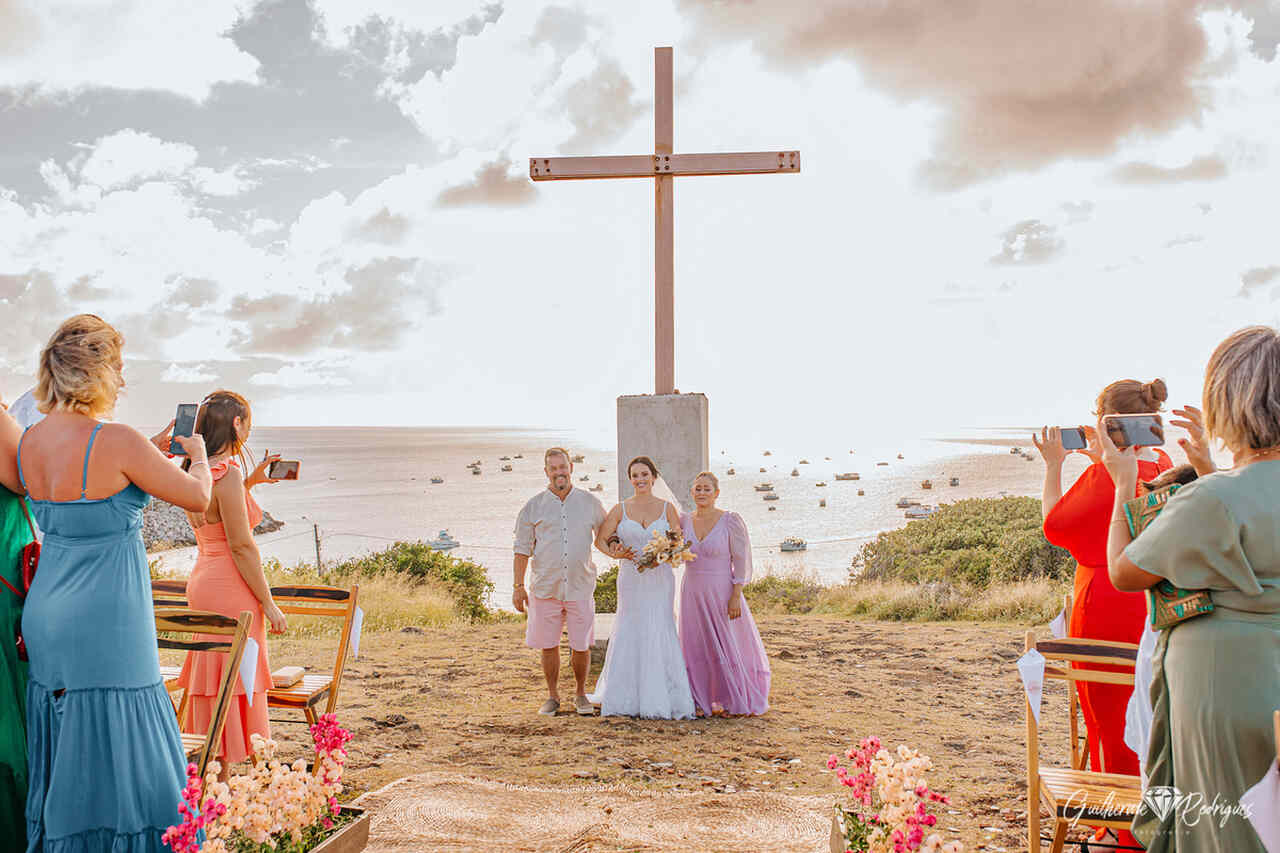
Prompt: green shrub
<box><xmin>851</xmin><ymin>497</ymin><xmax>1073</xmax><ymax>588</ymax></box>
<box><xmin>594</xmin><ymin>565</ymin><xmax>619</xmax><ymax>613</ymax></box>
<box><xmin>743</xmin><ymin>573</ymin><xmax>825</xmax><ymax>614</ymax></box>
<box><xmin>327</xmin><ymin>541</ymin><xmax>495</xmax><ymax>621</ymax></box>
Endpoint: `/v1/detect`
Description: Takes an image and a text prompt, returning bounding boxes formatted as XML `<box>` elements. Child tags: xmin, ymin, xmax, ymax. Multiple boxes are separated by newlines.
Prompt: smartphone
<box><xmin>1104</xmin><ymin>413</ymin><xmax>1164</xmax><ymax>448</ymax></box>
<box><xmin>1060</xmin><ymin>427</ymin><xmax>1088</xmax><ymax>451</ymax></box>
<box><xmin>268</xmin><ymin>460</ymin><xmax>300</xmax><ymax>480</ymax></box>
<box><xmin>169</xmin><ymin>403</ymin><xmax>198</xmax><ymax>455</ymax></box>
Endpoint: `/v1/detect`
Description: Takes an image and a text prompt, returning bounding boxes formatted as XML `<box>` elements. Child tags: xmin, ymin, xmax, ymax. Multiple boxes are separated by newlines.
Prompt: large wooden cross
<box><xmin>530</xmin><ymin>47</ymin><xmax>801</xmax><ymax>395</ymax></box>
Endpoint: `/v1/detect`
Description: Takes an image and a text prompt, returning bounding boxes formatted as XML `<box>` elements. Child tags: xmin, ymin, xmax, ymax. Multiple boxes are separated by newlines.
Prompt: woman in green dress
<box><xmin>1101</xmin><ymin>325</ymin><xmax>1280</xmax><ymax>852</ymax></box>
<box><xmin>0</xmin><ymin>400</ymin><xmax>32</xmax><ymax>846</ymax></box>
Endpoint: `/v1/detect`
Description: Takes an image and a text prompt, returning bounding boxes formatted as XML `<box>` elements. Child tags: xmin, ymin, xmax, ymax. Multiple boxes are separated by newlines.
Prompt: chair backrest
<box><xmin>269</xmin><ymin>584</ymin><xmax>360</xmax><ymax>714</ymax></box>
<box><xmin>1024</xmin><ymin>628</ymin><xmax>1137</xmax><ymax>783</ymax></box>
<box><xmin>152</xmin><ymin>578</ymin><xmax>189</xmax><ymax>608</ymax></box>
<box><xmin>1061</xmin><ymin>594</ymin><xmax>1089</xmax><ymax>771</ymax></box>
<box><xmin>155</xmin><ymin>607</ymin><xmax>252</xmax><ymax>779</ymax></box>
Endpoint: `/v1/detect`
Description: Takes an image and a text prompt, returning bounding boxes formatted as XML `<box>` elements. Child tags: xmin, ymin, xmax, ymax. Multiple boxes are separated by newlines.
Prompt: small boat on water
<box><xmin>921</xmin><ymin>480</ymin><xmax>933</xmax><ymax>490</ymax></box>
<box><xmin>1010</xmin><ymin>447</ymin><xmax>1021</xmax><ymax>455</ymax></box>
<box><xmin>876</xmin><ymin>461</ymin><xmax>889</xmax><ymax>466</ymax></box>
<box><xmin>857</xmin><ymin>489</ymin><xmax>865</xmax><ymax>496</ymax></box>
<box><xmin>950</xmin><ymin>477</ymin><xmax>960</xmax><ymax>487</ymax></box>
<box><xmin>904</xmin><ymin>505</ymin><xmax>936</xmax><ymax>520</ymax></box>
<box><xmin>471</xmin><ymin>468</ymin><xmax>481</xmax><ymax>475</ymax></box>
<box><xmin>571</xmin><ymin>454</ymin><xmax>585</xmax><ymax>463</ymax></box>
<box><xmin>727</xmin><ymin>468</ymin><xmax>736</xmax><ymax>475</ymax></box>
<box><xmin>514</xmin><ymin>454</ymin><xmax>523</xmax><ymax>459</ymax></box>
<box><xmin>430</xmin><ymin>476</ymin><xmax>444</xmax><ymax>484</ymax></box>
<box><xmin>499</xmin><ymin>456</ymin><xmax>510</xmax><ymax>461</ymax></box>
<box><xmin>780</xmin><ymin>537</ymin><xmax>807</xmax><ymax>552</ymax></box>
<box><xmin>428</xmin><ymin>529</ymin><xmax>460</xmax><ymax>550</ymax></box>
<box><xmin>790</xmin><ymin>468</ymin><xmax>800</xmax><ymax>477</ymax></box>
<box><xmin>590</xmin><ymin>483</ymin><xmax>603</xmax><ymax>492</ymax></box>
<box><xmin>763</xmin><ymin>450</ymin><xmax>772</xmax><ymax>456</ymax></box>
<box><xmin>580</xmin><ymin>475</ymin><xmax>590</xmax><ymax>481</ymax></box>
<box><xmin>819</xmin><ymin>498</ymin><xmax>827</xmax><ymax>507</ymax></box>
<box><xmin>834</xmin><ymin>472</ymin><xmax>860</xmax><ymax>481</ymax></box>
<box><xmin>897</xmin><ymin>453</ymin><xmax>904</xmax><ymax>460</ymax></box>
<box><xmin>799</xmin><ymin>459</ymin><xmax>810</xmax><ymax>465</ymax></box>
<box><xmin>754</xmin><ymin>483</ymin><xmax>774</xmax><ymax>492</ymax></box>
<box><xmin>768</xmin><ymin>506</ymin><xmax>777</xmax><ymax>511</ymax></box>
<box><xmin>896</xmin><ymin>496</ymin><xmax>921</xmax><ymax>508</ymax></box>
<box><xmin>599</xmin><ymin>467</ymin><xmax>606</xmax><ymax>472</ymax></box>
<box><xmin>502</xmin><ymin>465</ymin><xmax>513</xmax><ymax>472</ymax></box>
<box><xmin>763</xmin><ymin>493</ymin><xmax>780</xmax><ymax>502</ymax></box>
<box><xmin>759</xmin><ymin>467</ymin><xmax>767</xmax><ymax>473</ymax></box>
<box><xmin>824</xmin><ymin>456</ymin><xmax>831</xmax><ymax>461</ymax></box>
<box><xmin>816</xmin><ymin>481</ymin><xmax>827</xmax><ymax>487</ymax></box>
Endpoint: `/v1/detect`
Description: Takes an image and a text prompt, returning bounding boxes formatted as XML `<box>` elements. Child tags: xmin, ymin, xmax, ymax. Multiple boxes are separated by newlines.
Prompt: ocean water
<box><xmin>148</xmin><ymin>426</ymin><xmax>1052</xmax><ymax>607</ymax></box>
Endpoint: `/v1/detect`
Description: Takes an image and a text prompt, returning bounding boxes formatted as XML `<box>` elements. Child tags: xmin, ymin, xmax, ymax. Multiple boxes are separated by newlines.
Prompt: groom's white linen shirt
<box><xmin>513</xmin><ymin>487</ymin><xmax>607</xmax><ymax>602</ymax></box>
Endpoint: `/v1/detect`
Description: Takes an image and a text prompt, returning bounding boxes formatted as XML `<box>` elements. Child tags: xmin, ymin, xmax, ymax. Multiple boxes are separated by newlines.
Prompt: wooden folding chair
<box><xmin>266</xmin><ymin>584</ymin><xmax>360</xmax><ymax>726</ymax></box>
<box><xmin>155</xmin><ymin>607</ymin><xmax>253</xmax><ymax>780</ymax></box>
<box><xmin>153</xmin><ymin>579</ymin><xmax>190</xmax><ymax>688</ymax></box>
<box><xmin>1024</xmin><ymin>630</ymin><xmax>1143</xmax><ymax>853</ymax></box>
<box><xmin>1059</xmin><ymin>594</ymin><xmax>1091</xmax><ymax>772</ymax></box>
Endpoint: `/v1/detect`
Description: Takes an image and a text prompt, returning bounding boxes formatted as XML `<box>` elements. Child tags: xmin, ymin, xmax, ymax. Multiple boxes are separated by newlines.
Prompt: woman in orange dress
<box><xmin>177</xmin><ymin>391</ymin><xmax>287</xmax><ymax>774</ymax></box>
<box><xmin>1035</xmin><ymin>379</ymin><xmax>1172</xmax><ymax>845</ymax></box>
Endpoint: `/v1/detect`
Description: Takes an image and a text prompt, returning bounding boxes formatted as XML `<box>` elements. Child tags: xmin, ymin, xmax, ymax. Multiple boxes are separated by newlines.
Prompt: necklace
<box><xmin>1237</xmin><ymin>446</ymin><xmax>1280</xmax><ymax>466</ymax></box>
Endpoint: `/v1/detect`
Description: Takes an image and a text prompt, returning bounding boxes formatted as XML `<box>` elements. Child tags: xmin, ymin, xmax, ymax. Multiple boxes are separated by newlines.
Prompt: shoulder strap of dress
<box><xmin>619</xmin><ymin>500</ymin><xmax>628</xmax><ymax>521</ymax></box>
<box><xmin>15</xmin><ymin>427</ymin><xmax>29</xmax><ymax>492</ymax></box>
<box><xmin>81</xmin><ymin>423</ymin><xmax>103</xmax><ymax>499</ymax></box>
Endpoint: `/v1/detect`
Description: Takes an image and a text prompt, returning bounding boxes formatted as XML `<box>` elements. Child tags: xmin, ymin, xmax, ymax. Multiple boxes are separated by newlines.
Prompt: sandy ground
<box><xmin>190</xmin><ymin>615</ymin><xmax>1111</xmax><ymax>852</ymax></box>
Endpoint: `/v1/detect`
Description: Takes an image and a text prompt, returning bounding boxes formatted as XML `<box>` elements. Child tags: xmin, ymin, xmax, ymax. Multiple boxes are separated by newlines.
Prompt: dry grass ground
<box><xmin>175</xmin><ymin>615</ymin><xmax>1114</xmax><ymax>851</ymax></box>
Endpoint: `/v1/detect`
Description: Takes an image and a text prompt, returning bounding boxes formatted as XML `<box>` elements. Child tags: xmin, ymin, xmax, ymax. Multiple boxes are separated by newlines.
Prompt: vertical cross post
<box><xmin>654</xmin><ymin>47</ymin><xmax>675</xmax><ymax>395</ymax></box>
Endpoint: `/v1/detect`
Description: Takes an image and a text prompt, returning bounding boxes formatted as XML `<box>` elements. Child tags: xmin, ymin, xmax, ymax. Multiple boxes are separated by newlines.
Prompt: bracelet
<box><xmin>606</xmin><ymin>535</ymin><xmax>621</xmax><ymax>546</ymax></box>
<box><xmin>189</xmin><ymin>459</ymin><xmax>210</xmax><ymax>470</ymax></box>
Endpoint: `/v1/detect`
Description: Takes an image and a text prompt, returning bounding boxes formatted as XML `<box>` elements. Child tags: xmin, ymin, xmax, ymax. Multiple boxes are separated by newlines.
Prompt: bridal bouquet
<box><xmin>634</xmin><ymin>527</ymin><xmax>696</xmax><ymax>573</ymax></box>
<box><xmin>828</xmin><ymin>736</ymin><xmax>964</xmax><ymax>853</ymax></box>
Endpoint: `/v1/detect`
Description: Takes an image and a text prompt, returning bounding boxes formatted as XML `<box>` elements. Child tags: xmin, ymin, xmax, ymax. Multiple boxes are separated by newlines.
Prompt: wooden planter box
<box><xmin>311</xmin><ymin>807</ymin><xmax>370</xmax><ymax>853</ymax></box>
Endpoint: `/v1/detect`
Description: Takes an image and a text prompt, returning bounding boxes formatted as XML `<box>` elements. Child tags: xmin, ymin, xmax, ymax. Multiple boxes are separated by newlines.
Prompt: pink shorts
<box><xmin>525</xmin><ymin>596</ymin><xmax>595</xmax><ymax>651</ymax></box>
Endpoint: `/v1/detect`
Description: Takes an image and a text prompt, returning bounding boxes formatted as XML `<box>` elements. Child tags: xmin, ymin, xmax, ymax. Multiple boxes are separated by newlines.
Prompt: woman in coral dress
<box><xmin>178</xmin><ymin>391</ymin><xmax>287</xmax><ymax>773</ymax></box>
<box><xmin>1035</xmin><ymin>379</ymin><xmax>1172</xmax><ymax>846</ymax></box>
<box><xmin>679</xmin><ymin>472</ymin><xmax>770</xmax><ymax>716</ymax></box>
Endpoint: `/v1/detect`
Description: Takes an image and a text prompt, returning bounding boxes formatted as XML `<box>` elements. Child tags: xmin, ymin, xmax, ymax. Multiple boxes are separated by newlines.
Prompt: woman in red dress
<box><xmin>177</xmin><ymin>391</ymin><xmax>287</xmax><ymax>777</ymax></box>
<box><xmin>1035</xmin><ymin>379</ymin><xmax>1173</xmax><ymax>784</ymax></box>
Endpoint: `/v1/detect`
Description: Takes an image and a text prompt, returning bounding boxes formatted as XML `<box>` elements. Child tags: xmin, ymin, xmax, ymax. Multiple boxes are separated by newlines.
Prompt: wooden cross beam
<box><xmin>530</xmin><ymin>47</ymin><xmax>801</xmax><ymax>395</ymax></box>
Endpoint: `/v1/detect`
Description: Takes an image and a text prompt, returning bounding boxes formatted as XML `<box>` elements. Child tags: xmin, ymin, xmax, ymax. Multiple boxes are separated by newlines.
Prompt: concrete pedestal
<box><xmin>616</xmin><ymin>393</ymin><xmax>709</xmax><ymax>513</ymax></box>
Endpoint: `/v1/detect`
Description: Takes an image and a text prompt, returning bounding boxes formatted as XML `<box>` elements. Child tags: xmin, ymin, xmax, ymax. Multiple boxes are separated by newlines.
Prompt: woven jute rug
<box><xmin>355</xmin><ymin>771</ymin><xmax>832</xmax><ymax>852</ymax></box>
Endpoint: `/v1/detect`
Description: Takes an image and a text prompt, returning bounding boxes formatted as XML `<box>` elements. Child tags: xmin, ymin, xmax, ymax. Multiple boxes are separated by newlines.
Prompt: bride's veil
<box><xmin>651</xmin><ymin>474</ymin><xmax>686</xmax><ymax>626</ymax></box>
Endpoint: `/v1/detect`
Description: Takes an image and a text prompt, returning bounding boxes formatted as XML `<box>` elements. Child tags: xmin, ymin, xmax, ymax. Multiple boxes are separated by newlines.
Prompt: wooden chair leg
<box><xmin>1048</xmin><ymin>819</ymin><xmax>1068</xmax><ymax>853</ymax></box>
<box><xmin>176</xmin><ymin>690</ymin><xmax>190</xmax><ymax>729</ymax></box>
<box><xmin>1028</xmin><ymin>797</ymin><xmax>1040</xmax><ymax>852</ymax></box>
<box><xmin>304</xmin><ymin>704</ymin><xmax>319</xmax><ymax>726</ymax></box>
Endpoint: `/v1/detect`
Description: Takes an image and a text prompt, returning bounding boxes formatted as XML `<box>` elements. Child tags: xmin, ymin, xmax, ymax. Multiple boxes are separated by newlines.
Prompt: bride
<box><xmin>587</xmin><ymin>455</ymin><xmax>695</xmax><ymax>719</ymax></box>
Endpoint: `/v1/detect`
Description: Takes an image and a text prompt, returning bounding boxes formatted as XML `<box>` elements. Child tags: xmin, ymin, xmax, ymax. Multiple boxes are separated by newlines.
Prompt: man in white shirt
<box><xmin>513</xmin><ymin>447</ymin><xmax>607</xmax><ymax>716</ymax></box>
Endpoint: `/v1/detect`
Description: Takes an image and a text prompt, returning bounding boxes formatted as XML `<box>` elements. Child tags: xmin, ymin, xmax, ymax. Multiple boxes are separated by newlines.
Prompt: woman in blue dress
<box><xmin>18</xmin><ymin>315</ymin><xmax>213</xmax><ymax>853</ymax></box>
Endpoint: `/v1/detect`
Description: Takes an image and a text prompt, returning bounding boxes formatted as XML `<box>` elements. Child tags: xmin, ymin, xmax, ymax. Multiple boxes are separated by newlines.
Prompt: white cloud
<box><xmin>0</xmin><ymin>1</ymin><xmax>258</xmax><ymax>99</ymax></box>
<box><xmin>189</xmin><ymin>166</ymin><xmax>257</xmax><ymax>198</ymax></box>
<box><xmin>79</xmin><ymin>130</ymin><xmax>199</xmax><ymax>191</ymax></box>
<box><xmin>248</xmin><ymin>363</ymin><xmax>353</xmax><ymax>389</ymax></box>
<box><xmin>161</xmin><ymin>362</ymin><xmax>218</xmax><ymax>383</ymax></box>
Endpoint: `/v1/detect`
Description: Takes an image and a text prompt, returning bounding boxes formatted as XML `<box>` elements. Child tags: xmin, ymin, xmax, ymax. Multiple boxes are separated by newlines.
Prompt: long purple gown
<box><xmin>679</xmin><ymin>511</ymin><xmax>770</xmax><ymax>715</ymax></box>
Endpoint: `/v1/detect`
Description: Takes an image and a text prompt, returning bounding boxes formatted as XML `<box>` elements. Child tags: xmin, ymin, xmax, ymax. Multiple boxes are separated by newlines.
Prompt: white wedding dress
<box><xmin>587</xmin><ymin>503</ymin><xmax>695</xmax><ymax>719</ymax></box>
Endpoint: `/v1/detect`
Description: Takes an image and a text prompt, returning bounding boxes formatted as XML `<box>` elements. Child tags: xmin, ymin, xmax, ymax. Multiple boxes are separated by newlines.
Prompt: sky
<box><xmin>3</xmin><ymin>0</ymin><xmax>1280</xmax><ymax>449</ymax></box>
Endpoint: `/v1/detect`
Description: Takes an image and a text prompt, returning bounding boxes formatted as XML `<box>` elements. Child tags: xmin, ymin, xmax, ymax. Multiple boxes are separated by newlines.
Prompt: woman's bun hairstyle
<box><xmin>1096</xmin><ymin>378</ymin><xmax>1168</xmax><ymax>415</ymax></box>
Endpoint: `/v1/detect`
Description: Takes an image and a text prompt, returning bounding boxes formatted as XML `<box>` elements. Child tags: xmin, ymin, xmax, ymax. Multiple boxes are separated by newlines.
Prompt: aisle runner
<box><xmin>356</xmin><ymin>771</ymin><xmax>830</xmax><ymax>852</ymax></box>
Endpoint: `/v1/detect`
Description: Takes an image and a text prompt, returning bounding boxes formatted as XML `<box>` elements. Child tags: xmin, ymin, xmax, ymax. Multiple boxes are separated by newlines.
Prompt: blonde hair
<box><xmin>36</xmin><ymin>314</ymin><xmax>125</xmax><ymax>418</ymax></box>
<box><xmin>544</xmin><ymin>447</ymin><xmax>571</xmax><ymax>466</ymax></box>
<box><xmin>1202</xmin><ymin>326</ymin><xmax>1280</xmax><ymax>452</ymax></box>
<box><xmin>692</xmin><ymin>470</ymin><xmax>720</xmax><ymax>489</ymax></box>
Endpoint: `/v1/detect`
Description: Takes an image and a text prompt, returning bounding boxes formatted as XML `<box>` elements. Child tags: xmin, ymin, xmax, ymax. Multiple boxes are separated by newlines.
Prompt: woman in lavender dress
<box><xmin>679</xmin><ymin>472</ymin><xmax>770</xmax><ymax>716</ymax></box>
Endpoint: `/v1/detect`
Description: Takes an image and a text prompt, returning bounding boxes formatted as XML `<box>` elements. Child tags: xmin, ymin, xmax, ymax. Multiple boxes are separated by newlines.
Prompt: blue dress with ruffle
<box><xmin>19</xmin><ymin>424</ymin><xmax>186</xmax><ymax>853</ymax></box>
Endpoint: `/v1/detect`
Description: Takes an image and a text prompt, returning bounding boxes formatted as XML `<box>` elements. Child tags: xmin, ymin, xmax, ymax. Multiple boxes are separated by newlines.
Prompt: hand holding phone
<box><xmin>268</xmin><ymin>460</ymin><xmax>300</xmax><ymax>480</ymax></box>
<box><xmin>169</xmin><ymin>404</ymin><xmax>199</xmax><ymax>455</ymax></box>
<box><xmin>1103</xmin><ymin>413</ymin><xmax>1164</xmax><ymax>448</ymax></box>
<box><xmin>1060</xmin><ymin>427</ymin><xmax>1088</xmax><ymax>451</ymax></box>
